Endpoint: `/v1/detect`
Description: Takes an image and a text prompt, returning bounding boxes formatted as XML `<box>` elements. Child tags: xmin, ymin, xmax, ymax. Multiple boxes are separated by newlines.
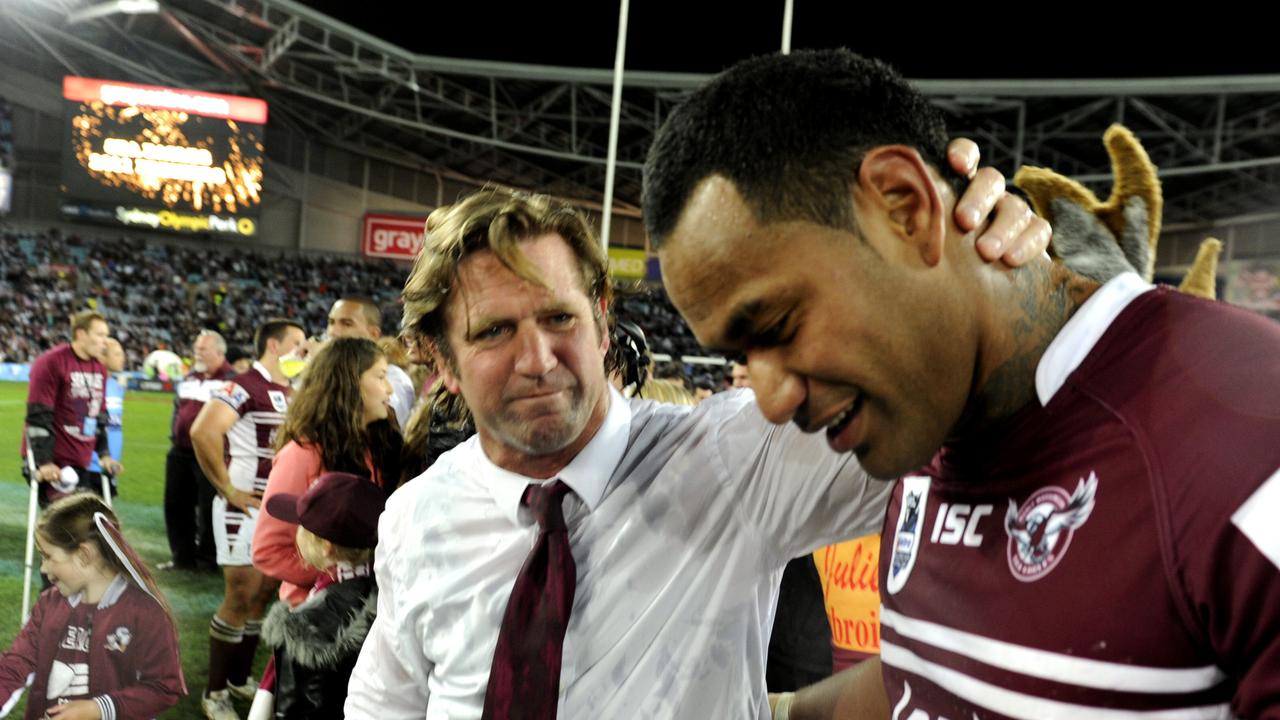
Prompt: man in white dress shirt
<box><xmin>346</xmin><ymin>166</ymin><xmax>1046</xmax><ymax>717</ymax></box>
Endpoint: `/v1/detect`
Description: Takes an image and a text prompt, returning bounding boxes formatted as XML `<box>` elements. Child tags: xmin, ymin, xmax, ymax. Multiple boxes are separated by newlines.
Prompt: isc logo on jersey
<box><xmin>1004</xmin><ymin>472</ymin><xmax>1098</xmax><ymax>582</ymax></box>
<box><xmin>929</xmin><ymin>502</ymin><xmax>992</xmax><ymax>547</ymax></box>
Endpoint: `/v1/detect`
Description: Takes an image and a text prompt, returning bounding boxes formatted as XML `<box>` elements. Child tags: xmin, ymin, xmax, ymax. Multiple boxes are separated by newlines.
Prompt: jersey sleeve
<box><xmin>99</xmin><ymin>599</ymin><xmax>186</xmax><ymax>719</ymax></box>
<box><xmin>209</xmin><ymin>379</ymin><xmax>252</xmax><ymax>417</ymax></box>
<box><xmin>24</xmin><ymin>352</ymin><xmax>60</xmax><ymax>409</ymax></box>
<box><xmin>1139</xmin><ymin>300</ymin><xmax>1280</xmax><ymax>716</ymax></box>
<box><xmin>0</xmin><ymin>591</ymin><xmax>49</xmax><ymax>714</ymax></box>
<box><xmin>253</xmin><ymin>442</ymin><xmax>323</xmax><ymax>589</ymax></box>
<box><xmin>1172</xmin><ymin>464</ymin><xmax>1280</xmax><ymax>718</ymax></box>
<box><xmin>708</xmin><ymin>389</ymin><xmax>894</xmax><ymax>566</ymax></box>
<box><xmin>24</xmin><ymin>354</ymin><xmax>60</xmax><ymax>466</ymax></box>
<box><xmin>345</xmin><ymin>498</ymin><xmax>434</xmax><ymax>719</ymax></box>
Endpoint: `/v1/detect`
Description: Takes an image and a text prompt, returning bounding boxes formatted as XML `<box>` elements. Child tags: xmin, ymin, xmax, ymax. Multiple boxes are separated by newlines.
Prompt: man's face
<box><xmin>192</xmin><ymin>335</ymin><xmax>223</xmax><ymax>371</ymax></box>
<box><xmin>98</xmin><ymin>339</ymin><xmax>125</xmax><ymax>372</ymax></box>
<box><xmin>76</xmin><ymin>320</ymin><xmax>109</xmax><ymax>358</ymax></box>
<box><xmin>270</xmin><ymin>327</ymin><xmax>307</xmax><ymax>361</ymax></box>
<box><xmin>328</xmin><ymin>300</ymin><xmax>378</xmax><ymax>340</ymax></box>
<box><xmin>659</xmin><ymin>176</ymin><xmax>974</xmax><ymax>480</ymax></box>
<box><xmin>433</xmin><ymin>233</ymin><xmax>610</xmax><ymax>471</ymax></box>
<box><xmin>730</xmin><ymin>363</ymin><xmax>751</xmax><ymax>388</ymax></box>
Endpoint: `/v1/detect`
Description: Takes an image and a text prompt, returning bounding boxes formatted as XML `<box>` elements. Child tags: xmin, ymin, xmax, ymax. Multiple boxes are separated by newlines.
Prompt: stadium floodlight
<box><xmin>67</xmin><ymin>0</ymin><xmax>158</xmax><ymax>24</ymax></box>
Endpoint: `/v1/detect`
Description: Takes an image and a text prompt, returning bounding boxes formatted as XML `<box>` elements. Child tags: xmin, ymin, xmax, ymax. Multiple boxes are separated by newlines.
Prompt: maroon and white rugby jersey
<box><xmin>880</xmin><ymin>275</ymin><xmax>1280</xmax><ymax>719</ymax></box>
<box><xmin>25</xmin><ymin>344</ymin><xmax>107</xmax><ymax>468</ymax></box>
<box><xmin>210</xmin><ymin>362</ymin><xmax>290</xmax><ymax>494</ymax></box>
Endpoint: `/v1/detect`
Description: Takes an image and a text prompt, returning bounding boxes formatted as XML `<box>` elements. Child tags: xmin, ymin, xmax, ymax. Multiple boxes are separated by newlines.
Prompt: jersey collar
<box><xmin>1036</xmin><ymin>272</ymin><xmax>1154</xmax><ymax>405</ymax></box>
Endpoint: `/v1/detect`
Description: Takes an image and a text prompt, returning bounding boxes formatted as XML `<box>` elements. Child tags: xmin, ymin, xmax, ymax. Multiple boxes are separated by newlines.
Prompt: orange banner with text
<box><xmin>814</xmin><ymin>534</ymin><xmax>881</xmax><ymax>665</ymax></box>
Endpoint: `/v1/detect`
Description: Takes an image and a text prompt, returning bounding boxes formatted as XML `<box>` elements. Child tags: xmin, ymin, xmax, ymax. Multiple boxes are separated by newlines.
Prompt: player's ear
<box><xmin>857</xmin><ymin>145</ymin><xmax>947</xmax><ymax>266</ymax></box>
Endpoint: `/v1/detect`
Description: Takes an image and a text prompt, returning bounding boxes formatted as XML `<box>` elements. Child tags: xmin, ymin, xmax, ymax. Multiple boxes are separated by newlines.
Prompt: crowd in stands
<box><xmin>0</xmin><ymin>224</ymin><xmax>727</xmax><ymax>387</ymax></box>
<box><xmin>0</xmin><ymin>225</ymin><xmax>405</xmax><ymax>368</ymax></box>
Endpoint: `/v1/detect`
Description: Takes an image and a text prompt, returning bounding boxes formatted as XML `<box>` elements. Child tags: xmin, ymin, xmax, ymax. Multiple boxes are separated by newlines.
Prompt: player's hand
<box><xmin>36</xmin><ymin>463</ymin><xmax>60</xmax><ymax>483</ymax></box>
<box><xmin>100</xmin><ymin>457</ymin><xmax>123</xmax><ymax>477</ymax></box>
<box><xmin>45</xmin><ymin>699</ymin><xmax>102</xmax><ymax>720</ymax></box>
<box><xmin>224</xmin><ymin>486</ymin><xmax>261</xmax><ymax>513</ymax></box>
<box><xmin>948</xmin><ymin>138</ymin><xmax>1051</xmax><ymax>266</ymax></box>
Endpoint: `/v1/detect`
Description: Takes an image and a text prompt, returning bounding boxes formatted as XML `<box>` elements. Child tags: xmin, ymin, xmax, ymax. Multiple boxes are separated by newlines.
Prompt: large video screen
<box><xmin>60</xmin><ymin>77</ymin><xmax>267</xmax><ymax>237</ymax></box>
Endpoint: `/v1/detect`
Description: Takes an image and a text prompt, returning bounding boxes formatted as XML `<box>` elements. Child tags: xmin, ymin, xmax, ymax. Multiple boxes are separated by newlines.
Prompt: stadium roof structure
<box><xmin>4</xmin><ymin>0</ymin><xmax>1280</xmax><ymax>227</ymax></box>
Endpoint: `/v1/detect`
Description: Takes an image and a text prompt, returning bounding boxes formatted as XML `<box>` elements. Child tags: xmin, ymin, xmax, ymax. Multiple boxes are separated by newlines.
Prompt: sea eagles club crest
<box><xmin>887</xmin><ymin>476</ymin><xmax>931</xmax><ymax>594</ymax></box>
<box><xmin>1004</xmin><ymin>472</ymin><xmax>1099</xmax><ymax>582</ymax></box>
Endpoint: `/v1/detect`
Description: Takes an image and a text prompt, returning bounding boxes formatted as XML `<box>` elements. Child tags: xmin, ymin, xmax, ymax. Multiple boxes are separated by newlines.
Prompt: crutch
<box><xmin>100</xmin><ymin>467</ymin><xmax>113</xmax><ymax>510</ymax></box>
<box><xmin>21</xmin><ymin>445</ymin><xmax>40</xmax><ymax>624</ymax></box>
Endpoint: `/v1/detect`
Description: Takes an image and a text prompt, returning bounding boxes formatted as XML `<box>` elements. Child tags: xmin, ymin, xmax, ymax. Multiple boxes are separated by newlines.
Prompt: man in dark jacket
<box><xmin>161</xmin><ymin>329</ymin><xmax>236</xmax><ymax>571</ymax></box>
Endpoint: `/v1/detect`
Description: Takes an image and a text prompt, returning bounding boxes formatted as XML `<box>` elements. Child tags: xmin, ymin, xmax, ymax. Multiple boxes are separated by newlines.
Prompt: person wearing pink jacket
<box><xmin>253</xmin><ymin>337</ymin><xmax>401</xmax><ymax>607</ymax></box>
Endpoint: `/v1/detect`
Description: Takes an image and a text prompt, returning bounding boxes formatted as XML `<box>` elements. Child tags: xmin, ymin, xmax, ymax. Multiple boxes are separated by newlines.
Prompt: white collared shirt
<box><xmin>386</xmin><ymin>363</ymin><xmax>416</xmax><ymax>428</ymax></box>
<box><xmin>347</xmin><ymin>386</ymin><xmax>890</xmax><ymax>719</ymax></box>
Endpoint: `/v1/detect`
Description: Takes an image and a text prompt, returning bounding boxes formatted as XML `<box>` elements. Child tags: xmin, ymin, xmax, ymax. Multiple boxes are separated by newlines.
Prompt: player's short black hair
<box><xmin>254</xmin><ymin>318</ymin><xmax>305</xmax><ymax>358</ymax></box>
<box><xmin>336</xmin><ymin>296</ymin><xmax>382</xmax><ymax>330</ymax></box>
<box><xmin>642</xmin><ymin>48</ymin><xmax>958</xmax><ymax>247</ymax></box>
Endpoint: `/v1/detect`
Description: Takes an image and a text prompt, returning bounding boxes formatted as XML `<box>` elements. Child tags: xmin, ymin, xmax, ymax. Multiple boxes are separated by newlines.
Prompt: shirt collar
<box><xmin>68</xmin><ymin>574</ymin><xmax>128</xmax><ymax>609</ymax></box>
<box><xmin>251</xmin><ymin>360</ymin><xmax>272</xmax><ymax>382</ymax></box>
<box><xmin>480</xmin><ymin>385</ymin><xmax>632</xmax><ymax>527</ymax></box>
<box><xmin>1035</xmin><ymin>272</ymin><xmax>1153</xmax><ymax>405</ymax></box>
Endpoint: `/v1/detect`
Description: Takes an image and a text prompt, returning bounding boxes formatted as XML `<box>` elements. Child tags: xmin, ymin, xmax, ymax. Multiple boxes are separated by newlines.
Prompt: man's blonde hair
<box><xmin>70</xmin><ymin>310</ymin><xmax>106</xmax><ymax>335</ymax></box>
<box><xmin>401</xmin><ymin>187</ymin><xmax>612</xmax><ymax>358</ymax></box>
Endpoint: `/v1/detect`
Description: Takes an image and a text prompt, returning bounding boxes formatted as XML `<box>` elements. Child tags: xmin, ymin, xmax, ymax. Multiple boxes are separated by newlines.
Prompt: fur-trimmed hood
<box><xmin>261</xmin><ymin>576</ymin><xmax>376</xmax><ymax>670</ymax></box>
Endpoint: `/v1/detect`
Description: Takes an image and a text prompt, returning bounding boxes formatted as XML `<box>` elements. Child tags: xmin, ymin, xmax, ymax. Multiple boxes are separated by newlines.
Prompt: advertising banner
<box><xmin>607</xmin><ymin>247</ymin><xmax>647</xmax><ymax>280</ymax></box>
<box><xmin>362</xmin><ymin>212</ymin><xmax>427</xmax><ymax>261</ymax></box>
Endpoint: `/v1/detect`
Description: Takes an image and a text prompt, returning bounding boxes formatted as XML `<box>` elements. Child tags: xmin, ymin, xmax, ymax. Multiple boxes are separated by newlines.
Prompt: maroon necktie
<box><xmin>481</xmin><ymin>480</ymin><xmax>576</xmax><ymax>720</ymax></box>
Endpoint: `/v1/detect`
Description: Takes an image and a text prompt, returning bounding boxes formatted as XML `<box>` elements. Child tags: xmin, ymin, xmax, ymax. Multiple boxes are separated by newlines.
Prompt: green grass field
<box><xmin>0</xmin><ymin>382</ymin><xmax>269</xmax><ymax>719</ymax></box>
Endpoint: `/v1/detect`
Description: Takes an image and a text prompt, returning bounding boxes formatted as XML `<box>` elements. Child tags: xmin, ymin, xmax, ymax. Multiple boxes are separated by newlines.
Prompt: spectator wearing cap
<box><xmin>259</xmin><ymin>471</ymin><xmax>382</xmax><ymax>720</ymax></box>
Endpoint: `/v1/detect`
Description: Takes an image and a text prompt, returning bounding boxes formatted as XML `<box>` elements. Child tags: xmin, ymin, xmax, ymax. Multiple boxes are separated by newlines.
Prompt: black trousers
<box><xmin>164</xmin><ymin>445</ymin><xmax>218</xmax><ymax>568</ymax></box>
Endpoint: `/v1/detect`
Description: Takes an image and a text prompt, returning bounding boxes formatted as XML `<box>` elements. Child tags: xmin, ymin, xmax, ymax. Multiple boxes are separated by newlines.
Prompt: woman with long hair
<box><xmin>251</xmin><ymin>337</ymin><xmax>402</xmax><ymax>608</ymax></box>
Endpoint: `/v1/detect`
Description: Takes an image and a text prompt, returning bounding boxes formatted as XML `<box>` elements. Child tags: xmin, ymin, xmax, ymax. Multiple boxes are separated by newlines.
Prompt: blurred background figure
<box><xmin>162</xmin><ymin>329</ymin><xmax>237</xmax><ymax>572</ymax></box>
<box><xmin>87</xmin><ymin>336</ymin><xmax>125</xmax><ymax>498</ymax></box>
<box><xmin>144</xmin><ymin>341</ymin><xmax>186</xmax><ymax>382</ymax></box>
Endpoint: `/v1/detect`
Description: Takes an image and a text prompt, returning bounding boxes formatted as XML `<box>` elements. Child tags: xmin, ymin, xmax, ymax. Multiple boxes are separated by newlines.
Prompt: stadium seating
<box><xmin>0</xmin><ymin>225</ymin><xmax>722</xmax><ymax>386</ymax></box>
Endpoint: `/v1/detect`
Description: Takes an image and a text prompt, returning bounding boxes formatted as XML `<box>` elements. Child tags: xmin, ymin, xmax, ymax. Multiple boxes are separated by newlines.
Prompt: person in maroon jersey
<box><xmin>191</xmin><ymin>318</ymin><xmax>306</xmax><ymax>720</ymax></box>
<box><xmin>0</xmin><ymin>493</ymin><xmax>185</xmax><ymax>720</ymax></box>
<box><xmin>22</xmin><ymin>310</ymin><xmax>122</xmax><ymax>506</ymax></box>
<box><xmin>162</xmin><ymin>329</ymin><xmax>238</xmax><ymax>572</ymax></box>
<box><xmin>646</xmin><ymin>49</ymin><xmax>1280</xmax><ymax>719</ymax></box>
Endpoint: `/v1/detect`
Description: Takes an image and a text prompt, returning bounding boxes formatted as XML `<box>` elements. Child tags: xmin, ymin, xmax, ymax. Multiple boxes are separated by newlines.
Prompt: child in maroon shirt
<box><xmin>0</xmin><ymin>495</ymin><xmax>185</xmax><ymax>719</ymax></box>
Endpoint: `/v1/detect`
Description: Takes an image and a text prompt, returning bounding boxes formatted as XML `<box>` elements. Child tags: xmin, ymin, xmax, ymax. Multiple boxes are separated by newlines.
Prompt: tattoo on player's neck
<box><xmin>967</xmin><ymin>262</ymin><xmax>1096</xmax><ymax>432</ymax></box>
